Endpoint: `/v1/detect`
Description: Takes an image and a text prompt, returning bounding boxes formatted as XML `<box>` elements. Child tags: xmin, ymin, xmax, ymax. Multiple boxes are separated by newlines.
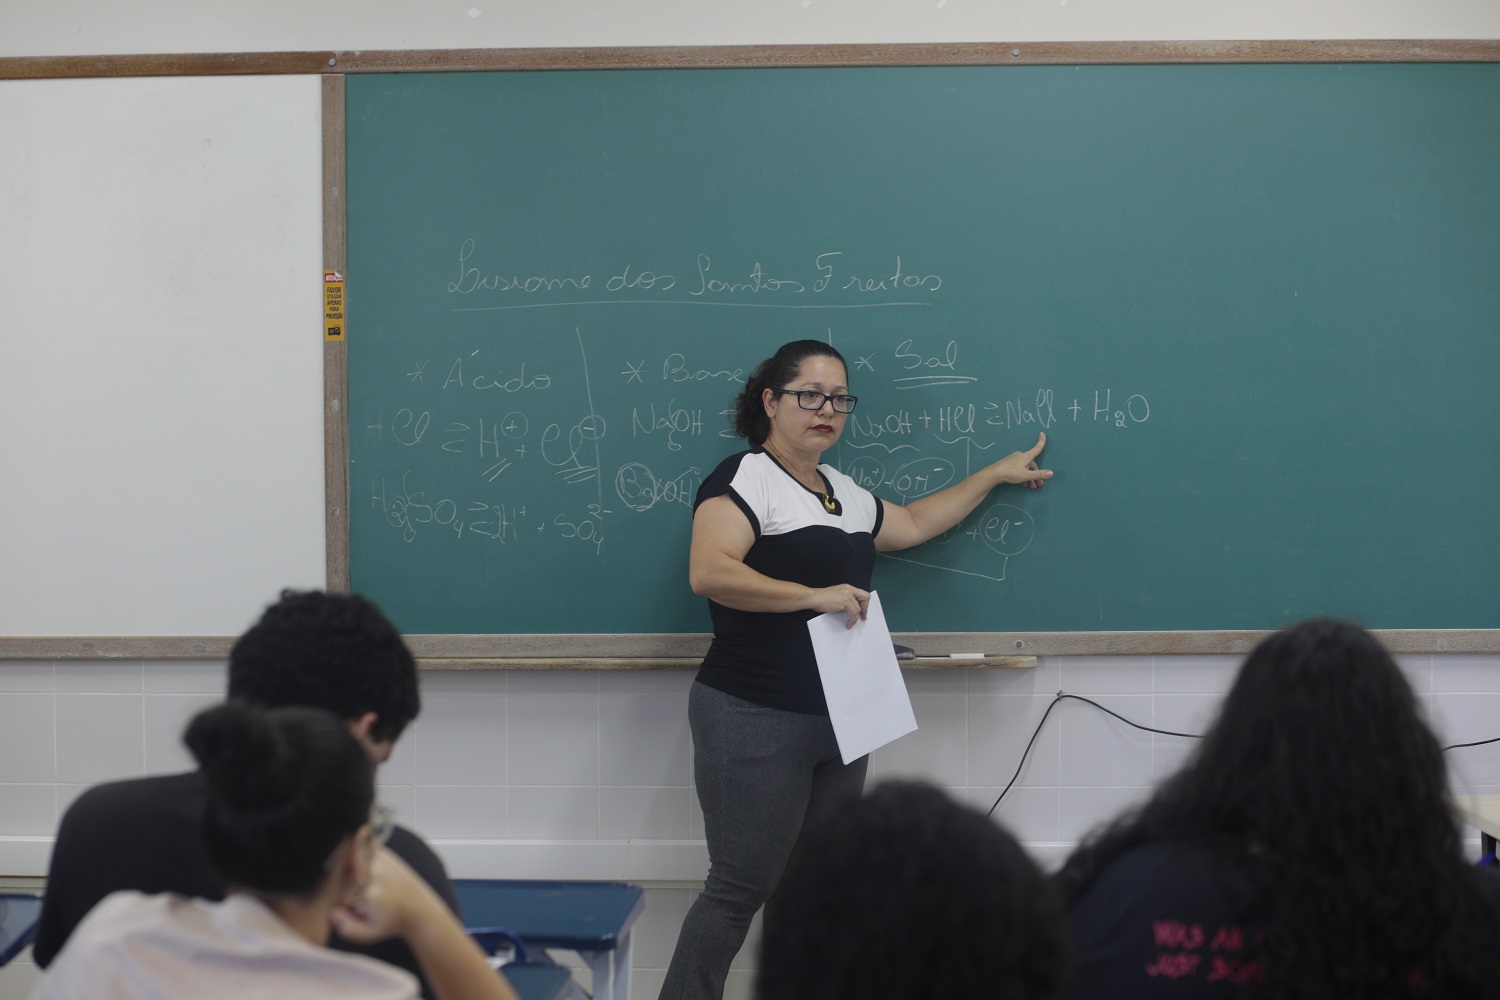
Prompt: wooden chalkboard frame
<box><xmin>3</xmin><ymin>40</ymin><xmax>1499</xmax><ymax>660</ymax></box>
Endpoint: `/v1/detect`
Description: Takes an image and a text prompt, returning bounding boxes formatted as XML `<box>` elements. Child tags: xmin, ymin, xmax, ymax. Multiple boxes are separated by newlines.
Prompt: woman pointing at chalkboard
<box><xmin>659</xmin><ymin>339</ymin><xmax>1052</xmax><ymax>1000</ymax></box>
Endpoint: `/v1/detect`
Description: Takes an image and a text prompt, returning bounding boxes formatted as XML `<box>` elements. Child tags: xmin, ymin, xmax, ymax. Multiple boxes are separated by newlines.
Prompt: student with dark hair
<box><xmin>661</xmin><ymin>338</ymin><xmax>1054</xmax><ymax>1000</ymax></box>
<box><xmin>225</xmin><ymin>587</ymin><xmax>421</xmax><ymax>743</ymax></box>
<box><xmin>756</xmin><ymin>779</ymin><xmax>1069</xmax><ymax>1000</ymax></box>
<box><xmin>1056</xmin><ymin>618</ymin><xmax>1500</xmax><ymax>999</ymax></box>
<box><xmin>33</xmin><ymin>590</ymin><xmax>455</xmax><ymax>996</ymax></box>
<box><xmin>32</xmin><ymin>703</ymin><xmax>516</xmax><ymax>1000</ymax></box>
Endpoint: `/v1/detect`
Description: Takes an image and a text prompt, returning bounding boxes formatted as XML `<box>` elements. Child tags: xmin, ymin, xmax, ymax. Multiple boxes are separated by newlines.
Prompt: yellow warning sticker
<box><xmin>324</xmin><ymin>271</ymin><xmax>346</xmax><ymax>340</ymax></box>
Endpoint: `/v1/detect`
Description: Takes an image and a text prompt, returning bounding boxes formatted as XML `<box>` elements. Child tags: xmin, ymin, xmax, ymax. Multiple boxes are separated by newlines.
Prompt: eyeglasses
<box><xmin>770</xmin><ymin>388</ymin><xmax>859</xmax><ymax>413</ymax></box>
<box><xmin>370</xmin><ymin>803</ymin><xmax>395</xmax><ymax>847</ymax></box>
<box><xmin>323</xmin><ymin>803</ymin><xmax>396</xmax><ymax>872</ymax></box>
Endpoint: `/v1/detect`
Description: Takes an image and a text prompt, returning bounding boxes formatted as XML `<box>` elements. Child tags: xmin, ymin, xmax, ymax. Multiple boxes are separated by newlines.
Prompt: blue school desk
<box><xmin>0</xmin><ymin>893</ymin><xmax>42</xmax><ymax>967</ymax></box>
<box><xmin>1457</xmin><ymin>796</ymin><xmax>1500</xmax><ymax>861</ymax></box>
<box><xmin>455</xmin><ymin>880</ymin><xmax>646</xmax><ymax>1000</ymax></box>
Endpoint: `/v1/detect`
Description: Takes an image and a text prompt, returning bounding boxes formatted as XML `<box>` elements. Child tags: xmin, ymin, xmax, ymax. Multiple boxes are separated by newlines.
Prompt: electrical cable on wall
<box><xmin>987</xmin><ymin>691</ymin><xmax>1500</xmax><ymax>817</ymax></box>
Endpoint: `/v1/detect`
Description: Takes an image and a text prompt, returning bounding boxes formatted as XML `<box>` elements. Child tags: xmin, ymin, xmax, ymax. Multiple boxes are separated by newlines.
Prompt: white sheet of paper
<box><xmin>807</xmin><ymin>591</ymin><xmax>918</xmax><ymax>764</ymax></box>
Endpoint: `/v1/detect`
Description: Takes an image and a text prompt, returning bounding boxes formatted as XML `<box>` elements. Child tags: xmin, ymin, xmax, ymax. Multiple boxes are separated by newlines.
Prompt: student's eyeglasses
<box><xmin>323</xmin><ymin>803</ymin><xmax>396</xmax><ymax>872</ymax></box>
<box><xmin>770</xmin><ymin>388</ymin><xmax>859</xmax><ymax>413</ymax></box>
<box><xmin>370</xmin><ymin>803</ymin><xmax>396</xmax><ymax>847</ymax></box>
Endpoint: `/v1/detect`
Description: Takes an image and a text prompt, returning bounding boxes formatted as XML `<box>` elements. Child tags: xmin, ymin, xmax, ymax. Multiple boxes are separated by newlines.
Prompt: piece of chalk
<box><xmin>948</xmin><ymin>653</ymin><xmax>985</xmax><ymax>659</ymax></box>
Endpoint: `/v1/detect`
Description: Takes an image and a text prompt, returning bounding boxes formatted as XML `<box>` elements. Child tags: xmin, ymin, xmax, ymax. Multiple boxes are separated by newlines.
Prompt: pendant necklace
<box><xmin>763</xmin><ymin>442</ymin><xmax>840</xmax><ymax>514</ymax></box>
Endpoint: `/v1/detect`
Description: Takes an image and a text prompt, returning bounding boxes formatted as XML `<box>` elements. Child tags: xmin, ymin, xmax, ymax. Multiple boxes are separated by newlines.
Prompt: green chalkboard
<box><xmin>344</xmin><ymin>62</ymin><xmax>1500</xmax><ymax>637</ymax></box>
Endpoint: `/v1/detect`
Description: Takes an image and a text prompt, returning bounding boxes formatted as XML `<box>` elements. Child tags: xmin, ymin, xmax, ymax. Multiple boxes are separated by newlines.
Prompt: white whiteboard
<box><xmin>0</xmin><ymin>76</ymin><xmax>326</xmax><ymax>635</ymax></box>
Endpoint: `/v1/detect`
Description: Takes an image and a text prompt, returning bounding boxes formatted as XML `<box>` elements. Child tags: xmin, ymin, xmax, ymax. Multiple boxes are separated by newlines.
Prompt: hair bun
<box><xmin>184</xmin><ymin>701</ymin><xmax>298</xmax><ymax>808</ymax></box>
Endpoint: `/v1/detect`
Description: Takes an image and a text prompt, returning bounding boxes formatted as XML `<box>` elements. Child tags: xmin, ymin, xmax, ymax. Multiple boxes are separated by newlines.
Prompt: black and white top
<box><xmin>694</xmin><ymin>449</ymin><xmax>884</xmax><ymax>715</ymax></box>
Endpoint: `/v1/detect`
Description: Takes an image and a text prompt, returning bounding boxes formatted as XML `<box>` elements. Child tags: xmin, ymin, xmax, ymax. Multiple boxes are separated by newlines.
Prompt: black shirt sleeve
<box><xmin>33</xmin><ymin>773</ymin><xmax>223</xmax><ymax>967</ymax></box>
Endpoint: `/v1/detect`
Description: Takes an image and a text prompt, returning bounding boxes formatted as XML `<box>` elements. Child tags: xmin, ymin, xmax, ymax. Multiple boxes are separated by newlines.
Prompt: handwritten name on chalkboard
<box><xmin>448</xmin><ymin>241</ymin><xmax>943</xmax><ymax>302</ymax></box>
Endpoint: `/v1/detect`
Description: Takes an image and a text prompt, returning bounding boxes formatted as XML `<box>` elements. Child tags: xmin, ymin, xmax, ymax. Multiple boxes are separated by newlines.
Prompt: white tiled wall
<box><xmin>2</xmin><ymin>652</ymin><xmax>1496</xmax><ymax>1000</ymax></box>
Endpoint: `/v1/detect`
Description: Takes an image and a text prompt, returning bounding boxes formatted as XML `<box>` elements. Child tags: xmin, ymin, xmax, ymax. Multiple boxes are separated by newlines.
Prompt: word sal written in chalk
<box><xmin>445</xmin><ymin>241</ymin><xmax>942</xmax><ymax>298</ymax></box>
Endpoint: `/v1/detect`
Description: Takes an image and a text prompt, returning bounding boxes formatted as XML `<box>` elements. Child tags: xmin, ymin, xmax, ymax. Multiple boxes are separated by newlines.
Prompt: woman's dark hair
<box><xmin>733</xmin><ymin>340</ymin><xmax>847</xmax><ymax>445</ymax></box>
<box><xmin>757</xmin><ymin>780</ymin><xmax>1069</xmax><ymax>1000</ymax></box>
<box><xmin>184</xmin><ymin>701</ymin><xmax>374</xmax><ymax>896</ymax></box>
<box><xmin>1055</xmin><ymin>618</ymin><xmax>1500</xmax><ymax>997</ymax></box>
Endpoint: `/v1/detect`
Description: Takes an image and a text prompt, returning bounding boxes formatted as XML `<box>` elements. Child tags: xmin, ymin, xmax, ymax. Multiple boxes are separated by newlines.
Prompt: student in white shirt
<box><xmin>32</xmin><ymin>702</ymin><xmax>518</xmax><ymax>1000</ymax></box>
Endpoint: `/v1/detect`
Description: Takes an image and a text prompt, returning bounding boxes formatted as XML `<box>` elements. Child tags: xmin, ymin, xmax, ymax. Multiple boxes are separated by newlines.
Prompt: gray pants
<box><xmin>658</xmin><ymin>681</ymin><xmax>869</xmax><ymax>1000</ymax></box>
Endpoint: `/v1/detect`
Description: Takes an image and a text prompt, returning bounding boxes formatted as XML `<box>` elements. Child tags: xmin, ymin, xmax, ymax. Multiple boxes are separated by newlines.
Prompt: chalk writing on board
<box><xmin>455</xmin><ymin>299</ymin><xmax>935</xmax><ymax>312</ymax></box>
<box><xmin>370</xmin><ymin>470</ymin><xmax>621</xmax><ymax>556</ymax></box>
<box><xmin>963</xmin><ymin>390</ymin><xmax>1152</xmax><ymax>431</ymax></box>
<box><xmin>985</xmin><ymin>391</ymin><xmax>1056</xmax><ymax>430</ymax></box>
<box><xmin>616</xmin><ymin>463</ymin><xmax>703</xmax><ymax>513</ymax></box>
<box><xmin>659</xmin><ymin>353</ymin><xmax>746</xmax><ymax>384</ymax></box>
<box><xmin>361</xmin><ymin>319</ymin><xmax>1155</xmax><ymax>582</ymax></box>
<box><xmin>607</xmin><ymin>265</ymin><xmax>676</xmax><ymax>292</ymax></box>
<box><xmin>445</xmin><ymin>241</ymin><xmax>944</xmax><ymax>306</ymax></box>
<box><xmin>631</xmin><ymin>400</ymin><xmax>705</xmax><ymax>452</ymax></box>
<box><xmin>370</xmin><ymin>472</ymin><xmax>527</xmax><ymax>544</ymax></box>
<box><xmin>575</xmin><ymin>329</ymin><xmax>605</xmax><ymax>506</ymax></box>
<box><xmin>846</xmin><ymin>412</ymin><xmax>920</xmax><ymax>452</ymax></box>
<box><xmin>934</xmin><ymin>406</ymin><xmax>983</xmax><ymax>436</ymax></box>
<box><xmin>448</xmin><ymin>240</ymin><xmax>592</xmax><ymax>294</ymax></box>
<box><xmin>542</xmin><ymin>504</ymin><xmax>611</xmax><ymax>555</ymax></box>
<box><xmin>887</xmin><ymin>458</ymin><xmax>958</xmax><ymax>502</ymax></box>
<box><xmin>390</xmin><ymin>409</ymin><xmax>429</xmax><ymax>447</ymax></box>
<box><xmin>976</xmin><ymin>505</ymin><xmax>1035</xmax><ymax>557</ymax></box>
<box><xmin>892</xmin><ymin>339</ymin><xmax>978</xmax><ymax>390</ymax></box>
<box><xmin>690</xmin><ymin>255</ymin><xmax>807</xmax><ymax>295</ymax></box>
<box><xmin>541</xmin><ymin>414</ymin><xmax>603</xmax><ymax>486</ymax></box>
<box><xmin>880</xmin><ymin>504</ymin><xmax>1036</xmax><ymax>582</ymax></box>
<box><xmin>441</xmin><ymin>356</ymin><xmax>553</xmax><ymax>392</ymax></box>
<box><xmin>845</xmin><ymin>456</ymin><xmax>889</xmax><ymax>492</ymax></box>
<box><xmin>1066</xmin><ymin>390</ymin><xmax>1151</xmax><ymax>428</ymax></box>
<box><xmin>813</xmin><ymin>252</ymin><xmax>942</xmax><ymax>293</ymax></box>
<box><xmin>369</xmin><ymin>394</ymin><xmax>1151</xmax><ymax>462</ymax></box>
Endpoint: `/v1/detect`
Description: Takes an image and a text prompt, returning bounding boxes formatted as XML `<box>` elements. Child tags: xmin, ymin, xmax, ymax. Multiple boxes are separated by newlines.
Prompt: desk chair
<box><xmin>470</xmin><ymin>925</ymin><xmax>579</xmax><ymax>1000</ymax></box>
<box><xmin>456</xmin><ymin>880</ymin><xmax>645</xmax><ymax>1000</ymax></box>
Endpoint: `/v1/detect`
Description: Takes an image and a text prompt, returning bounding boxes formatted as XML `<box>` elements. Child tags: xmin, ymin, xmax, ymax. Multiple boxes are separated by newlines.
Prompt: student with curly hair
<box><xmin>31</xmin><ymin>702</ymin><xmax>516</xmax><ymax>1000</ymax></box>
<box><xmin>756</xmin><ymin>779</ymin><xmax>1069</xmax><ymax>1000</ymax></box>
<box><xmin>1056</xmin><ymin>618</ymin><xmax>1500</xmax><ymax>999</ymax></box>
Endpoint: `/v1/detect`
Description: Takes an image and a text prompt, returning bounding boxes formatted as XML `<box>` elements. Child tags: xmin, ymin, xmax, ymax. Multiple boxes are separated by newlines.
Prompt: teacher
<box><xmin>659</xmin><ymin>339</ymin><xmax>1053</xmax><ymax>1000</ymax></box>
